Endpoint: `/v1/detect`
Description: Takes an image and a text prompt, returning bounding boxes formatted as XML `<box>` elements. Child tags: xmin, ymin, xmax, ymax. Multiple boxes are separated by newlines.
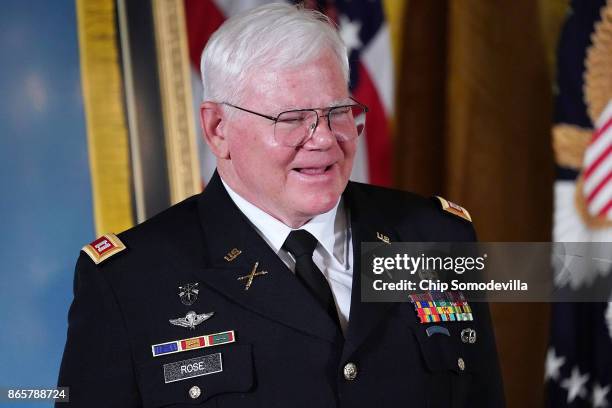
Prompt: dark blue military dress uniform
<box><xmin>57</xmin><ymin>172</ymin><xmax>505</xmax><ymax>407</ymax></box>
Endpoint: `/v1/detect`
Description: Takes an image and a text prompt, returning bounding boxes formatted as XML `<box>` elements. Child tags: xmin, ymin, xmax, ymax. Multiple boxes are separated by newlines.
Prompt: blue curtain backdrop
<box><xmin>0</xmin><ymin>0</ymin><xmax>93</xmax><ymax>404</ymax></box>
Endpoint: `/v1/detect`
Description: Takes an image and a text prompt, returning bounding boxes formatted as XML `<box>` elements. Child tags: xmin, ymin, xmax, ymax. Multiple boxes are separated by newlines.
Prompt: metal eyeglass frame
<box><xmin>221</xmin><ymin>97</ymin><xmax>369</xmax><ymax>147</ymax></box>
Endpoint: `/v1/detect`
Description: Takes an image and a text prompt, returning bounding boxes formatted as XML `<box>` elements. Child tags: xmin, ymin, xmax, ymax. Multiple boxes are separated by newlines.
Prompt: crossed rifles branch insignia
<box><xmin>237</xmin><ymin>262</ymin><xmax>268</xmax><ymax>290</ymax></box>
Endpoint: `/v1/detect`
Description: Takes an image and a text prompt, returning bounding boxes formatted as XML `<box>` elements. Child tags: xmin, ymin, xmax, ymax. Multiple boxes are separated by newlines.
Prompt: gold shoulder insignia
<box><xmin>81</xmin><ymin>233</ymin><xmax>126</xmax><ymax>265</ymax></box>
<box><xmin>434</xmin><ymin>196</ymin><xmax>472</xmax><ymax>222</ymax></box>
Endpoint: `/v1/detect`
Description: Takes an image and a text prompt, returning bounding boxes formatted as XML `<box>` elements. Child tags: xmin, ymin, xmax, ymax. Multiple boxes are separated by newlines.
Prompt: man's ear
<box><xmin>200</xmin><ymin>102</ymin><xmax>230</xmax><ymax>159</ymax></box>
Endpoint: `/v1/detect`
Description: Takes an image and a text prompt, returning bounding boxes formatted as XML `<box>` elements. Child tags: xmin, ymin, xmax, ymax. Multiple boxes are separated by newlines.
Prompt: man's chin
<box><xmin>291</xmin><ymin>193</ymin><xmax>341</xmax><ymax>218</ymax></box>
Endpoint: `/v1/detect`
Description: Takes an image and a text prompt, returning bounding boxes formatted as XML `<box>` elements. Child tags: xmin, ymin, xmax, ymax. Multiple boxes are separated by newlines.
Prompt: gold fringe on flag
<box><xmin>76</xmin><ymin>0</ymin><xmax>134</xmax><ymax>235</ymax></box>
<box><xmin>382</xmin><ymin>0</ymin><xmax>408</xmax><ymax>84</ymax></box>
<box><xmin>551</xmin><ymin>123</ymin><xmax>593</xmax><ymax>169</ymax></box>
<box><xmin>584</xmin><ymin>0</ymin><xmax>612</xmax><ymax>124</ymax></box>
<box><xmin>152</xmin><ymin>0</ymin><xmax>201</xmax><ymax>204</ymax></box>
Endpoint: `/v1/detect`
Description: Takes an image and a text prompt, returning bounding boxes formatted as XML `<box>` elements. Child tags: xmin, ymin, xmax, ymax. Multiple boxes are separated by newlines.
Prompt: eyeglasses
<box><xmin>222</xmin><ymin>97</ymin><xmax>368</xmax><ymax>147</ymax></box>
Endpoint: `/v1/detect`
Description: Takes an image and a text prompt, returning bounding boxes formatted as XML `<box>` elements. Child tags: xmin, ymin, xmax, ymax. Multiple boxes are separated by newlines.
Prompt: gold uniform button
<box><xmin>458</xmin><ymin>357</ymin><xmax>466</xmax><ymax>371</ymax></box>
<box><xmin>343</xmin><ymin>362</ymin><xmax>358</xmax><ymax>381</ymax></box>
<box><xmin>188</xmin><ymin>385</ymin><xmax>201</xmax><ymax>399</ymax></box>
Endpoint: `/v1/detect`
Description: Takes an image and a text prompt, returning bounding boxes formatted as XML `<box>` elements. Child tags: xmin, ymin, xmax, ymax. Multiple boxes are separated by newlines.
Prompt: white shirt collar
<box><xmin>221</xmin><ymin>178</ymin><xmax>345</xmax><ymax>263</ymax></box>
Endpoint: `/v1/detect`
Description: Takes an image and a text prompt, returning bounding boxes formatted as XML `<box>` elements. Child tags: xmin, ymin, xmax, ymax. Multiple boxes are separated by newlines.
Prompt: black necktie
<box><xmin>283</xmin><ymin>230</ymin><xmax>340</xmax><ymax>328</ymax></box>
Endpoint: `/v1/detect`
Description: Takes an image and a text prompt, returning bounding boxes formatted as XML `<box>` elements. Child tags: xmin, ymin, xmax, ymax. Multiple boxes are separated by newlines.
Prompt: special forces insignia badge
<box><xmin>169</xmin><ymin>310</ymin><xmax>214</xmax><ymax>330</ymax></box>
<box><xmin>178</xmin><ymin>283</ymin><xmax>199</xmax><ymax>306</ymax></box>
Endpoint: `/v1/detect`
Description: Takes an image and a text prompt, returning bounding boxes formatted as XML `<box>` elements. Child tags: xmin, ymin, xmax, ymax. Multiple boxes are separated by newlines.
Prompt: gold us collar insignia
<box><xmin>376</xmin><ymin>232</ymin><xmax>391</xmax><ymax>244</ymax></box>
<box><xmin>224</xmin><ymin>248</ymin><xmax>242</xmax><ymax>262</ymax></box>
<box><xmin>237</xmin><ymin>262</ymin><xmax>268</xmax><ymax>290</ymax></box>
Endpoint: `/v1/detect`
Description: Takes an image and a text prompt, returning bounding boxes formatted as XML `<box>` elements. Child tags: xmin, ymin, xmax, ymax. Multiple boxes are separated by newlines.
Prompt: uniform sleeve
<box><xmin>57</xmin><ymin>254</ymin><xmax>140</xmax><ymax>407</ymax></box>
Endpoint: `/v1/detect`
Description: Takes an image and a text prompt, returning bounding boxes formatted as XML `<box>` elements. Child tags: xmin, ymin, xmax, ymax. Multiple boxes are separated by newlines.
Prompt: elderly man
<box><xmin>58</xmin><ymin>3</ymin><xmax>504</xmax><ymax>407</ymax></box>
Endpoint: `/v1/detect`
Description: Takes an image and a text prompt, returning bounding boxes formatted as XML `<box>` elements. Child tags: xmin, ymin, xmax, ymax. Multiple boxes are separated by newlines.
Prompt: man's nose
<box><xmin>304</xmin><ymin>114</ymin><xmax>335</xmax><ymax>150</ymax></box>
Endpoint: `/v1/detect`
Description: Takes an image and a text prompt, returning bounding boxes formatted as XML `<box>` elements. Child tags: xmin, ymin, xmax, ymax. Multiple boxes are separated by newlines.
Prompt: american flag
<box><xmin>184</xmin><ymin>0</ymin><xmax>393</xmax><ymax>187</ymax></box>
<box><xmin>582</xmin><ymin>102</ymin><xmax>612</xmax><ymax>219</ymax></box>
<box><xmin>547</xmin><ymin>0</ymin><xmax>612</xmax><ymax>407</ymax></box>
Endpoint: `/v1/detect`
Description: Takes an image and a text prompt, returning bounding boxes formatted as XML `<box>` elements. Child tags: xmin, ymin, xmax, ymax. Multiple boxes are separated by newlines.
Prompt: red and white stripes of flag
<box><xmin>582</xmin><ymin>100</ymin><xmax>612</xmax><ymax>220</ymax></box>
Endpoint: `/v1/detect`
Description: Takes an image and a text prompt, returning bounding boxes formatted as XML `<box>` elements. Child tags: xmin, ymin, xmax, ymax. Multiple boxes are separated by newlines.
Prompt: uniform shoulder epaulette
<box><xmin>433</xmin><ymin>196</ymin><xmax>472</xmax><ymax>222</ymax></box>
<box><xmin>81</xmin><ymin>233</ymin><xmax>127</xmax><ymax>265</ymax></box>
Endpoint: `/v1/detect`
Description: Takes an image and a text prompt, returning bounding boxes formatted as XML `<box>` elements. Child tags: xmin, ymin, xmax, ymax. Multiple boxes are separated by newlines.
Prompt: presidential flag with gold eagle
<box><xmin>547</xmin><ymin>0</ymin><xmax>612</xmax><ymax>406</ymax></box>
<box><xmin>184</xmin><ymin>0</ymin><xmax>395</xmax><ymax>187</ymax></box>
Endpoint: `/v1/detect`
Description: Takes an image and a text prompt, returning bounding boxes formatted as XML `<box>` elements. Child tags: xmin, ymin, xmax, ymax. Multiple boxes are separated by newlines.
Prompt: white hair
<box><xmin>200</xmin><ymin>2</ymin><xmax>349</xmax><ymax>105</ymax></box>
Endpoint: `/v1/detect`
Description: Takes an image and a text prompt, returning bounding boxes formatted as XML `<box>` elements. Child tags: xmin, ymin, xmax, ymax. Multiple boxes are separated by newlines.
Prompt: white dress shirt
<box><xmin>221</xmin><ymin>179</ymin><xmax>353</xmax><ymax>333</ymax></box>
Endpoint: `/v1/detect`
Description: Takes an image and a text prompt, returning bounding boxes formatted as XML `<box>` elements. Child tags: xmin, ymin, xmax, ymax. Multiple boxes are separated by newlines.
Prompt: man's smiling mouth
<box><xmin>293</xmin><ymin>165</ymin><xmax>333</xmax><ymax>175</ymax></box>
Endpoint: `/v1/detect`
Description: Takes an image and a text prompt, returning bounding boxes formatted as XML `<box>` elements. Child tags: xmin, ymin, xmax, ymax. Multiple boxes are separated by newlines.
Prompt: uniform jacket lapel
<box><xmin>341</xmin><ymin>182</ymin><xmax>423</xmax><ymax>359</ymax></box>
<box><xmin>195</xmin><ymin>172</ymin><xmax>341</xmax><ymax>344</ymax></box>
